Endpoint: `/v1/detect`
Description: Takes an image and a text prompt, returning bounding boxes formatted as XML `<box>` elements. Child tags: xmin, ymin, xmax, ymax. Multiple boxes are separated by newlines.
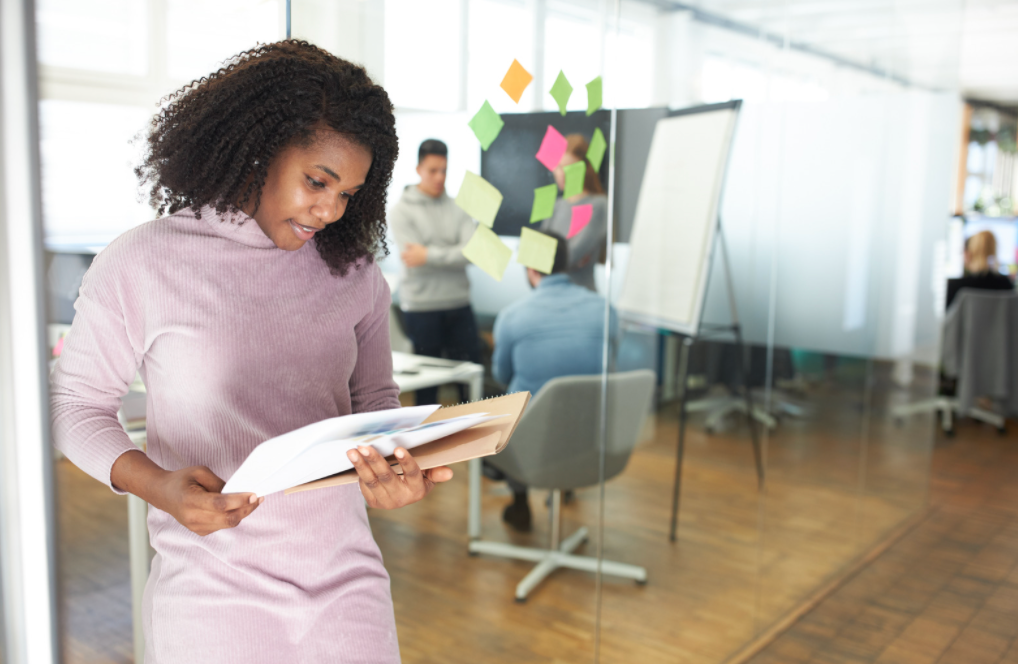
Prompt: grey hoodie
<box><xmin>389</xmin><ymin>185</ymin><xmax>477</xmax><ymax>312</ymax></box>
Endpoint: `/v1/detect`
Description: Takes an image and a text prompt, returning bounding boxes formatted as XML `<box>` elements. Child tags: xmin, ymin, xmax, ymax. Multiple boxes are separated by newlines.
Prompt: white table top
<box><xmin>391</xmin><ymin>351</ymin><xmax>484</xmax><ymax>394</ymax></box>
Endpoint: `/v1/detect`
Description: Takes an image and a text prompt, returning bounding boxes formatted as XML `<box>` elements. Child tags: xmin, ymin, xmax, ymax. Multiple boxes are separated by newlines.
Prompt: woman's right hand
<box><xmin>152</xmin><ymin>466</ymin><xmax>264</xmax><ymax>536</ymax></box>
<box><xmin>111</xmin><ymin>450</ymin><xmax>263</xmax><ymax>536</ymax></box>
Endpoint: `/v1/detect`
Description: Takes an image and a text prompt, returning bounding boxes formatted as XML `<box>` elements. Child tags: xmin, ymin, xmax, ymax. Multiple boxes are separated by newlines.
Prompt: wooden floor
<box><xmin>747</xmin><ymin>419</ymin><xmax>1018</xmax><ymax>664</ymax></box>
<box><xmin>54</xmin><ymin>367</ymin><xmax>953</xmax><ymax>664</ymax></box>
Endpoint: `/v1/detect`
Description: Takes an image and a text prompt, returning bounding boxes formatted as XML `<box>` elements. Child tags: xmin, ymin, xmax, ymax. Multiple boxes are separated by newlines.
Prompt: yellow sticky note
<box><xmin>517</xmin><ymin>227</ymin><xmax>558</xmax><ymax>274</ymax></box>
<box><xmin>462</xmin><ymin>225</ymin><xmax>512</xmax><ymax>281</ymax></box>
<box><xmin>500</xmin><ymin>59</ymin><xmax>533</xmax><ymax>104</ymax></box>
<box><xmin>455</xmin><ymin>171</ymin><xmax>503</xmax><ymax>227</ymax></box>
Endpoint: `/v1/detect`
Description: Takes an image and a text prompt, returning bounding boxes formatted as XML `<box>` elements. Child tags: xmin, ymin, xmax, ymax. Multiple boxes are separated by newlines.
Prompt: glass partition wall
<box><xmin>30</xmin><ymin>0</ymin><xmax>964</xmax><ymax>662</ymax></box>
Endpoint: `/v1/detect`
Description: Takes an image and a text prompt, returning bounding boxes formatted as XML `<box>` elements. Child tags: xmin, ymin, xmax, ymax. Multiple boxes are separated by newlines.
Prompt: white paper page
<box><xmin>252</xmin><ymin>413</ymin><xmax>503</xmax><ymax>497</ymax></box>
<box><xmin>223</xmin><ymin>405</ymin><xmax>440</xmax><ymax>494</ymax></box>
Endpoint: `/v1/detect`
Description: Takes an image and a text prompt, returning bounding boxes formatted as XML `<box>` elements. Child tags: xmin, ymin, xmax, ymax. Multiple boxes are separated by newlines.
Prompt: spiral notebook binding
<box><xmin>440</xmin><ymin>391</ymin><xmax>526</xmax><ymax>409</ymax></box>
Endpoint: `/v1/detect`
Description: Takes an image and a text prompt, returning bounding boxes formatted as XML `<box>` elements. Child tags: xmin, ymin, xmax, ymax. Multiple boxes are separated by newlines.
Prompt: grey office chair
<box><xmin>470</xmin><ymin>369</ymin><xmax>655</xmax><ymax>601</ymax></box>
<box><xmin>892</xmin><ymin>290</ymin><xmax>1018</xmax><ymax>434</ymax></box>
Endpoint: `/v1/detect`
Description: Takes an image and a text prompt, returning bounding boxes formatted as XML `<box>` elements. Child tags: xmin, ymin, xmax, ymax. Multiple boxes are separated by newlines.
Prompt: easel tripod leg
<box><xmin>670</xmin><ymin>337</ymin><xmax>692</xmax><ymax>542</ymax></box>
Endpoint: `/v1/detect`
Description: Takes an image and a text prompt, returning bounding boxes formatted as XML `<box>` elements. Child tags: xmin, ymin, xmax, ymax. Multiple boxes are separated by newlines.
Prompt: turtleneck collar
<box><xmin>191</xmin><ymin>204</ymin><xmax>279</xmax><ymax>250</ymax></box>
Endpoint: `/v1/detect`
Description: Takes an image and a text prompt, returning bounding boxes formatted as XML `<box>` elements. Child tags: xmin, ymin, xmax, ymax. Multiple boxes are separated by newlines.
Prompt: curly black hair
<box><xmin>136</xmin><ymin>39</ymin><xmax>398</xmax><ymax>275</ymax></box>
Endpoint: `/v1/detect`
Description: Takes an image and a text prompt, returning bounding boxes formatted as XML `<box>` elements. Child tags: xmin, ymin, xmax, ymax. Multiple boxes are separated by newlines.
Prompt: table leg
<box><xmin>127</xmin><ymin>494</ymin><xmax>149</xmax><ymax>662</ymax></box>
<box><xmin>469</xmin><ymin>458</ymin><xmax>482</xmax><ymax>540</ymax></box>
<box><xmin>467</xmin><ymin>366</ymin><xmax>484</xmax><ymax>541</ymax></box>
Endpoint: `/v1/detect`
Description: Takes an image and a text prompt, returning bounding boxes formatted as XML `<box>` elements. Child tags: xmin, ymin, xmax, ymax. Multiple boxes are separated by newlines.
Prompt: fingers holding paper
<box><xmin>347</xmin><ymin>445</ymin><xmax>453</xmax><ymax>509</ymax></box>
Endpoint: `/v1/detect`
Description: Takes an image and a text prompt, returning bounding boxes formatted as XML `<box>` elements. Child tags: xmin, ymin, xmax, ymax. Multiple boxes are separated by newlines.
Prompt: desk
<box><xmin>125</xmin><ymin>351</ymin><xmax>485</xmax><ymax>662</ymax></box>
<box><xmin>390</xmin><ymin>352</ymin><xmax>486</xmax><ymax>540</ymax></box>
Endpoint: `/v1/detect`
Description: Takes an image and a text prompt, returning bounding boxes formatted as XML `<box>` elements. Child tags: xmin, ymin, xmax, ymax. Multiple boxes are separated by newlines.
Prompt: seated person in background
<box><xmin>946</xmin><ymin>230</ymin><xmax>1014</xmax><ymax>308</ymax></box>
<box><xmin>539</xmin><ymin>134</ymin><xmax>607</xmax><ymax>292</ymax></box>
<box><xmin>488</xmin><ymin>233</ymin><xmax>618</xmax><ymax>531</ymax></box>
<box><xmin>390</xmin><ymin>139</ymin><xmax>481</xmax><ymax>404</ymax></box>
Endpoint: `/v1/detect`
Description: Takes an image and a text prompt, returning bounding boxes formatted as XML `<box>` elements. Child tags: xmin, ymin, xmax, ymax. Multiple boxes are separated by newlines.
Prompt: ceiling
<box><xmin>671</xmin><ymin>0</ymin><xmax>1018</xmax><ymax>107</ymax></box>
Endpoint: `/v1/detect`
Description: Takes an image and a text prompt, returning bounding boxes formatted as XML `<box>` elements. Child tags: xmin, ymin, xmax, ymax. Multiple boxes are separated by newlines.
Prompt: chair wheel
<box><xmin>894</xmin><ymin>418</ymin><xmax>904</xmax><ymax>428</ymax></box>
<box><xmin>468</xmin><ymin>550</ymin><xmax>479</xmax><ymax>557</ymax></box>
<box><xmin>998</xmin><ymin>426</ymin><xmax>1007</xmax><ymax>436</ymax></box>
<box><xmin>945</xmin><ymin>428</ymin><xmax>955</xmax><ymax>437</ymax></box>
<box><xmin>635</xmin><ymin>578</ymin><xmax>648</xmax><ymax>586</ymax></box>
<box><xmin>514</xmin><ymin>596</ymin><xmax>527</xmax><ymax>604</ymax></box>
<box><xmin>705</xmin><ymin>427</ymin><xmax>715</xmax><ymax>436</ymax></box>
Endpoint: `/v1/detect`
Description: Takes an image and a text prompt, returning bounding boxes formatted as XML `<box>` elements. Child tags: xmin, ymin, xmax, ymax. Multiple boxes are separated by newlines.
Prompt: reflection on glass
<box><xmin>36</xmin><ymin>0</ymin><xmax>148</xmax><ymax>75</ymax></box>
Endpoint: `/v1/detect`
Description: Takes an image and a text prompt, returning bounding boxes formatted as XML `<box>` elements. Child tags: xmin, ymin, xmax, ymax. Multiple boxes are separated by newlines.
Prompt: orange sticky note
<box><xmin>500</xmin><ymin>59</ymin><xmax>533</xmax><ymax>104</ymax></box>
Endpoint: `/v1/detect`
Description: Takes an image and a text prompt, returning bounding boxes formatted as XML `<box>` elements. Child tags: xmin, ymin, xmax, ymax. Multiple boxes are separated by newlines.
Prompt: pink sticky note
<box><xmin>53</xmin><ymin>335</ymin><xmax>65</xmax><ymax>357</ymax></box>
<box><xmin>535</xmin><ymin>125</ymin><xmax>568</xmax><ymax>171</ymax></box>
<box><xmin>568</xmin><ymin>204</ymin><xmax>593</xmax><ymax>239</ymax></box>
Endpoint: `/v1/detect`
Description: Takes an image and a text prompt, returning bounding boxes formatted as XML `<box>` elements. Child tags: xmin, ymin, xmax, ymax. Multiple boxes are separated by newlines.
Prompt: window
<box><xmin>37</xmin><ymin>0</ymin><xmax>148</xmax><ymax>75</ymax></box>
<box><xmin>36</xmin><ymin>0</ymin><xmax>286</xmax><ymax>241</ymax></box>
<box><xmin>39</xmin><ymin>100</ymin><xmax>153</xmax><ymax>240</ymax></box>
<box><xmin>384</xmin><ymin>0</ymin><xmax>462</xmax><ymax>111</ymax></box>
<box><xmin>166</xmin><ymin>0</ymin><xmax>282</xmax><ymax>83</ymax></box>
<box><xmin>467</xmin><ymin>0</ymin><xmax>532</xmax><ymax>113</ymax></box>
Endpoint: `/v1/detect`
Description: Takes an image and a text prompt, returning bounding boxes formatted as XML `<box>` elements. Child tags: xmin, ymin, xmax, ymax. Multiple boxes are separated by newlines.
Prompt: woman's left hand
<box><xmin>347</xmin><ymin>445</ymin><xmax>453</xmax><ymax>509</ymax></box>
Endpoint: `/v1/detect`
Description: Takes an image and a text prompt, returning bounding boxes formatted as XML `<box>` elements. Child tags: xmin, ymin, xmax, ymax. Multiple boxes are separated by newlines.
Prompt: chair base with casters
<box><xmin>688</xmin><ymin>388</ymin><xmax>809</xmax><ymax>434</ymax></box>
<box><xmin>468</xmin><ymin>489</ymin><xmax>647</xmax><ymax>602</ymax></box>
<box><xmin>473</xmin><ymin>370</ymin><xmax>656</xmax><ymax>602</ymax></box>
<box><xmin>892</xmin><ymin>397</ymin><xmax>1006</xmax><ymax>436</ymax></box>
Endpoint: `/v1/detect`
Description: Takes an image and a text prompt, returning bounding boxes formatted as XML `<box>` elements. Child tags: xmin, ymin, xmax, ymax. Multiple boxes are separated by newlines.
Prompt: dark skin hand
<box><xmin>110</xmin><ymin>449</ymin><xmax>263</xmax><ymax>537</ymax></box>
<box><xmin>347</xmin><ymin>445</ymin><xmax>453</xmax><ymax>509</ymax></box>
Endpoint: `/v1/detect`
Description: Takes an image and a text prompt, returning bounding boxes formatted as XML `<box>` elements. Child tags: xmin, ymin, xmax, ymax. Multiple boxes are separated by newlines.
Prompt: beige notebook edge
<box><xmin>285</xmin><ymin>391</ymin><xmax>531</xmax><ymax>495</ymax></box>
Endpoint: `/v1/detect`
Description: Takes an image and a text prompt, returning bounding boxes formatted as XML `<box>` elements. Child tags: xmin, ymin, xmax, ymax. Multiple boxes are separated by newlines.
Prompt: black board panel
<box><xmin>481</xmin><ymin>109</ymin><xmax>611</xmax><ymax>237</ymax></box>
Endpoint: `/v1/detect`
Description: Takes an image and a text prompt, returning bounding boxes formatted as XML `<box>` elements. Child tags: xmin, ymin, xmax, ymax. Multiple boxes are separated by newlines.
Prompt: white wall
<box><xmin>697</xmin><ymin>91</ymin><xmax>960</xmax><ymax>362</ymax></box>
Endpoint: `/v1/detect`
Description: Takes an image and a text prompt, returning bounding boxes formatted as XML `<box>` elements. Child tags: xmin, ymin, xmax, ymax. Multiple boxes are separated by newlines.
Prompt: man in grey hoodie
<box><xmin>390</xmin><ymin>139</ymin><xmax>481</xmax><ymax>404</ymax></box>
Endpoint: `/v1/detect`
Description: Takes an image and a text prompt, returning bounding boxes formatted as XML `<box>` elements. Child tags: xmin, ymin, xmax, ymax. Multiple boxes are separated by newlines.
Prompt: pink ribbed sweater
<box><xmin>50</xmin><ymin>206</ymin><xmax>402</xmax><ymax>663</ymax></box>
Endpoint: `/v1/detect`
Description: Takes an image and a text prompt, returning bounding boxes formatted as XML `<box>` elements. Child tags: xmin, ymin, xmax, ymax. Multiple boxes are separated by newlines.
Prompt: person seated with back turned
<box><xmin>488</xmin><ymin>232</ymin><xmax>618</xmax><ymax>531</ymax></box>
<box><xmin>390</xmin><ymin>139</ymin><xmax>481</xmax><ymax>404</ymax></box>
<box><xmin>539</xmin><ymin>134</ymin><xmax>607</xmax><ymax>292</ymax></box>
<box><xmin>946</xmin><ymin>230</ymin><xmax>1014</xmax><ymax>308</ymax></box>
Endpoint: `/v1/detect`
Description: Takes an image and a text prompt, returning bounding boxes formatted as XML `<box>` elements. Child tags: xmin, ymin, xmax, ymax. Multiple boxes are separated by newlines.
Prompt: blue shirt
<box><xmin>492</xmin><ymin>274</ymin><xmax>618</xmax><ymax>396</ymax></box>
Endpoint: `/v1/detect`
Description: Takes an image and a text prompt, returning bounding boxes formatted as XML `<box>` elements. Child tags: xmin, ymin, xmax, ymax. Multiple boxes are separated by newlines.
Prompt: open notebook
<box><xmin>286</xmin><ymin>391</ymin><xmax>531</xmax><ymax>495</ymax></box>
<box><xmin>221</xmin><ymin>391</ymin><xmax>530</xmax><ymax>497</ymax></box>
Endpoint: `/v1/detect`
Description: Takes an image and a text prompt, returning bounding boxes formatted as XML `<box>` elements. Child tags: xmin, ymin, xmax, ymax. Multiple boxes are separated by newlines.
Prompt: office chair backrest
<box><xmin>943</xmin><ymin>290</ymin><xmax>1018</xmax><ymax>414</ymax></box>
<box><xmin>489</xmin><ymin>370</ymin><xmax>656</xmax><ymax>491</ymax></box>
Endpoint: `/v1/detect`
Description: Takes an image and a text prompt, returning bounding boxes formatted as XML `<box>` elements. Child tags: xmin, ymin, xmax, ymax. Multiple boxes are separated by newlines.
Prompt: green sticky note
<box><xmin>455</xmin><ymin>171</ymin><xmax>503</xmax><ymax>227</ymax></box>
<box><xmin>587</xmin><ymin>127</ymin><xmax>607</xmax><ymax>173</ymax></box>
<box><xmin>586</xmin><ymin>76</ymin><xmax>602</xmax><ymax>116</ymax></box>
<box><xmin>462</xmin><ymin>225</ymin><xmax>511</xmax><ymax>281</ymax></box>
<box><xmin>563</xmin><ymin>161</ymin><xmax>586</xmax><ymax>198</ymax></box>
<box><xmin>529</xmin><ymin>183</ymin><xmax>558</xmax><ymax>223</ymax></box>
<box><xmin>517</xmin><ymin>227</ymin><xmax>558</xmax><ymax>275</ymax></box>
<box><xmin>549</xmin><ymin>70</ymin><xmax>572</xmax><ymax>116</ymax></box>
<box><xmin>468</xmin><ymin>100</ymin><xmax>504</xmax><ymax>151</ymax></box>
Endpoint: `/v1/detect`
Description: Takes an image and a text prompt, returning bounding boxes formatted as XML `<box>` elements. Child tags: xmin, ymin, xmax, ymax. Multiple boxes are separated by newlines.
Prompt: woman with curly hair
<box><xmin>49</xmin><ymin>40</ymin><xmax>442</xmax><ymax>662</ymax></box>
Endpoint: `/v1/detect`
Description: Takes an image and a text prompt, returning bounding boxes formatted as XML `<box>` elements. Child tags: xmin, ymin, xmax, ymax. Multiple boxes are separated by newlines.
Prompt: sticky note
<box><xmin>586</xmin><ymin>76</ymin><xmax>602</xmax><ymax>116</ymax></box>
<box><xmin>462</xmin><ymin>225</ymin><xmax>512</xmax><ymax>281</ymax></box>
<box><xmin>563</xmin><ymin>161</ymin><xmax>586</xmax><ymax>198</ymax></box>
<box><xmin>468</xmin><ymin>101</ymin><xmax>505</xmax><ymax>151</ymax></box>
<box><xmin>517</xmin><ymin>227</ymin><xmax>558</xmax><ymax>274</ymax></box>
<box><xmin>500</xmin><ymin>59</ymin><xmax>533</xmax><ymax>104</ymax></box>
<box><xmin>535</xmin><ymin>125</ymin><xmax>568</xmax><ymax>171</ymax></box>
<box><xmin>568</xmin><ymin>204</ymin><xmax>593</xmax><ymax>239</ymax></box>
<box><xmin>549</xmin><ymin>70</ymin><xmax>572</xmax><ymax>116</ymax></box>
<box><xmin>455</xmin><ymin>171</ymin><xmax>503</xmax><ymax>227</ymax></box>
<box><xmin>587</xmin><ymin>127</ymin><xmax>607</xmax><ymax>173</ymax></box>
<box><xmin>530</xmin><ymin>183</ymin><xmax>558</xmax><ymax>223</ymax></box>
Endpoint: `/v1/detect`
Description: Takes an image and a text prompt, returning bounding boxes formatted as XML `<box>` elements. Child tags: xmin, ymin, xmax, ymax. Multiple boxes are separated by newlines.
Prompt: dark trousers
<box><xmin>402</xmin><ymin>305</ymin><xmax>481</xmax><ymax>405</ymax></box>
